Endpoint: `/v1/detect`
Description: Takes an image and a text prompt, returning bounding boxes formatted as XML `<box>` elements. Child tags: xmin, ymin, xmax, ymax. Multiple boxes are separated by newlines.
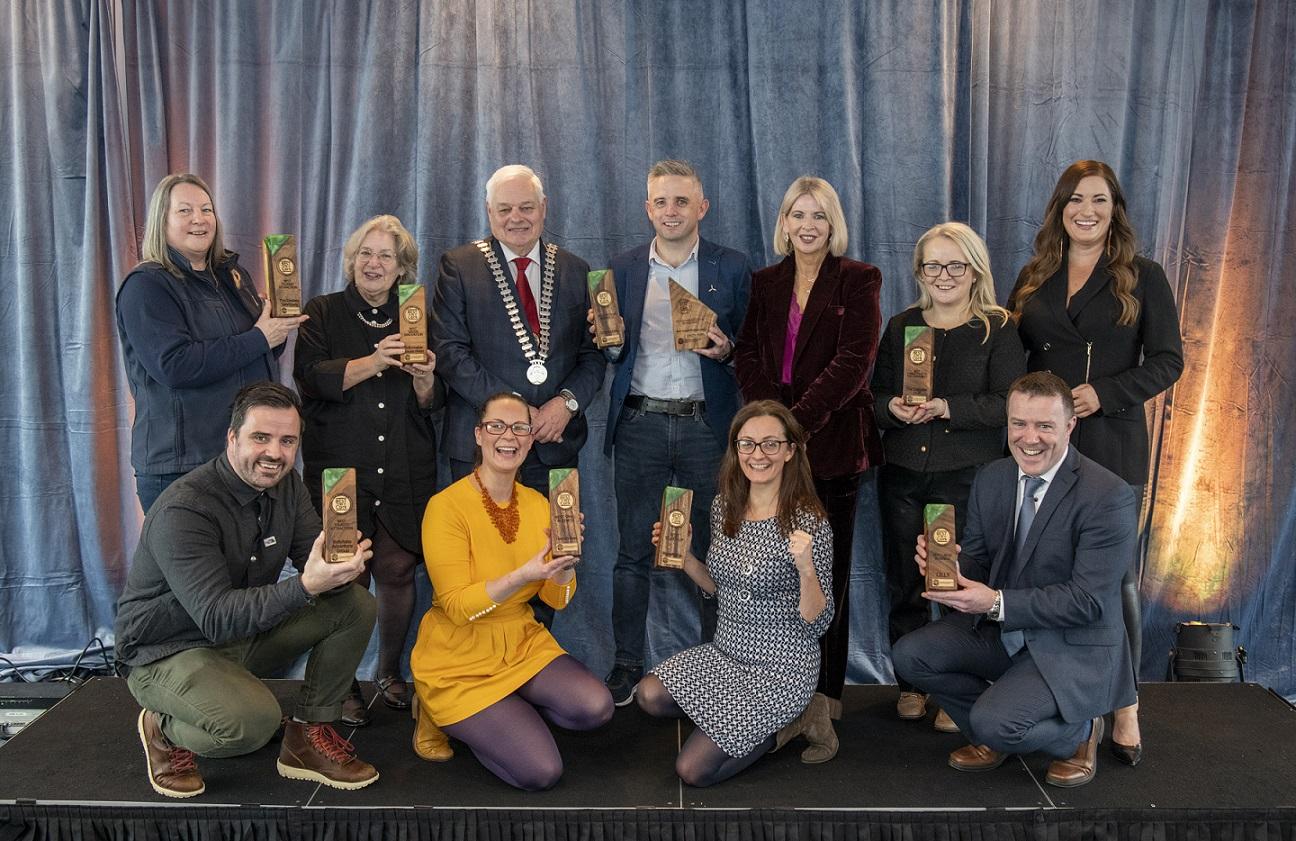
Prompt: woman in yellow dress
<box><xmin>410</xmin><ymin>392</ymin><xmax>613</xmax><ymax>790</ymax></box>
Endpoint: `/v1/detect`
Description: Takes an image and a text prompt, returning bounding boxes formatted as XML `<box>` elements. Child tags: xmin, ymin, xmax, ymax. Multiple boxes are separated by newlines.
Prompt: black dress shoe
<box><xmin>338</xmin><ymin>679</ymin><xmax>370</xmax><ymax>727</ymax></box>
<box><xmin>1109</xmin><ymin>739</ymin><xmax>1143</xmax><ymax>766</ymax></box>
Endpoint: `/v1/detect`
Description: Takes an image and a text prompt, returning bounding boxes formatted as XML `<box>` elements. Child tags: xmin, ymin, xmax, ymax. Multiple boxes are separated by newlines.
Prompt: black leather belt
<box><xmin>624</xmin><ymin>396</ymin><xmax>705</xmax><ymax>417</ymax></box>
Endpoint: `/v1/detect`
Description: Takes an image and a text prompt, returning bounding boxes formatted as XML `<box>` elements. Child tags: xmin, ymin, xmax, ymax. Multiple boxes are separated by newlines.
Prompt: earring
<box><xmin>785</xmin><ymin>233</ymin><xmax>793</xmax><ymax>252</ymax></box>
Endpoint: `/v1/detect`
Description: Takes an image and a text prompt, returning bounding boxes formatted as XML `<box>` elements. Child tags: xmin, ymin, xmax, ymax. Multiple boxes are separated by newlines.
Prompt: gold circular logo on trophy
<box><xmin>277</xmin><ymin>257</ymin><xmax>295</xmax><ymax>276</ymax></box>
<box><xmin>932</xmin><ymin>527</ymin><xmax>951</xmax><ymax>545</ymax></box>
<box><xmin>596</xmin><ymin>290</ymin><xmax>612</xmax><ymax>307</ymax></box>
<box><xmin>403</xmin><ymin>306</ymin><xmax>422</xmax><ymax>323</ymax></box>
<box><xmin>556</xmin><ymin>491</ymin><xmax>575</xmax><ymax>510</ymax></box>
<box><xmin>668</xmin><ymin>510</ymin><xmax>686</xmax><ymax>527</ymax></box>
<box><xmin>909</xmin><ymin>347</ymin><xmax>928</xmax><ymax>365</ymax></box>
<box><xmin>331</xmin><ymin>495</ymin><xmax>352</xmax><ymax>514</ymax></box>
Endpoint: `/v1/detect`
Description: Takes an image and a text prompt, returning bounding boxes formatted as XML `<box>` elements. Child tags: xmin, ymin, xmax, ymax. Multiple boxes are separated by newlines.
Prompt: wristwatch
<box><xmin>988</xmin><ymin>589</ymin><xmax>1004</xmax><ymax>622</ymax></box>
<box><xmin>560</xmin><ymin>389</ymin><xmax>579</xmax><ymax>415</ymax></box>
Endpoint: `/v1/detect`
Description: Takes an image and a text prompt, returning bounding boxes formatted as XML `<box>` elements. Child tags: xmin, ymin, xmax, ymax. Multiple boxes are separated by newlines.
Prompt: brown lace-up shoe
<box><xmin>897</xmin><ymin>692</ymin><xmax>927</xmax><ymax>719</ymax></box>
<box><xmin>277</xmin><ymin>720</ymin><xmax>379</xmax><ymax>790</ymax></box>
<box><xmin>137</xmin><ymin>710</ymin><xmax>204</xmax><ymax>798</ymax></box>
<box><xmin>948</xmin><ymin>743</ymin><xmax>1006</xmax><ymax>771</ymax></box>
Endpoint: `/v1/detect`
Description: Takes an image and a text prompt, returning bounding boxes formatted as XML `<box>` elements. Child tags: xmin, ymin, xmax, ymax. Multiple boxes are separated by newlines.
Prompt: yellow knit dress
<box><xmin>410</xmin><ymin>476</ymin><xmax>576</xmax><ymax>726</ymax></box>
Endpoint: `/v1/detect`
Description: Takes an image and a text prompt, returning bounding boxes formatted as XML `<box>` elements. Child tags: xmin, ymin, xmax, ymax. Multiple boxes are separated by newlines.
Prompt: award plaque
<box><xmin>587</xmin><ymin>269</ymin><xmax>625</xmax><ymax>348</ymax></box>
<box><xmin>262</xmin><ymin>234</ymin><xmax>302</xmax><ymax>317</ymax></box>
<box><xmin>902</xmin><ymin>325</ymin><xmax>935</xmax><ymax>405</ymax></box>
<box><xmin>923</xmin><ymin>503</ymin><xmax>959</xmax><ymax>592</ymax></box>
<box><xmin>322</xmin><ymin>468</ymin><xmax>357</xmax><ymax>564</ymax></box>
<box><xmin>397</xmin><ymin>284</ymin><xmax>429</xmax><ymax>364</ymax></box>
<box><xmin>548</xmin><ymin>468</ymin><xmax>582</xmax><ymax>559</ymax></box>
<box><xmin>654</xmin><ymin>486</ymin><xmax>693</xmax><ymax>570</ymax></box>
<box><xmin>668</xmin><ymin>278</ymin><xmax>717</xmax><ymax>351</ymax></box>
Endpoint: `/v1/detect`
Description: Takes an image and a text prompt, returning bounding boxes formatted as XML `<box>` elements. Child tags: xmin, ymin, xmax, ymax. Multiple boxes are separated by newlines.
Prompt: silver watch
<box><xmin>560</xmin><ymin>389</ymin><xmax>579</xmax><ymax>415</ymax></box>
<box><xmin>988</xmin><ymin>589</ymin><xmax>1004</xmax><ymax>622</ymax></box>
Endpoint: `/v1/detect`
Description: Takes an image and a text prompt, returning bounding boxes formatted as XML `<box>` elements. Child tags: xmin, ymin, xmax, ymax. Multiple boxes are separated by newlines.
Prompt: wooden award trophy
<box><xmin>322</xmin><ymin>468</ymin><xmax>357</xmax><ymax>563</ymax></box>
<box><xmin>668</xmin><ymin>279</ymin><xmax>717</xmax><ymax>351</ymax></box>
<box><xmin>923</xmin><ymin>503</ymin><xmax>959</xmax><ymax>591</ymax></box>
<box><xmin>588</xmin><ymin>269</ymin><xmax>625</xmax><ymax>348</ymax></box>
<box><xmin>654</xmin><ymin>486</ymin><xmax>693</xmax><ymax>570</ymax></box>
<box><xmin>903</xmin><ymin>326</ymin><xmax>935</xmax><ymax>405</ymax></box>
<box><xmin>262</xmin><ymin>234</ymin><xmax>301</xmax><ymax>317</ymax></box>
<box><xmin>397</xmin><ymin>284</ymin><xmax>429</xmax><ymax>364</ymax></box>
<box><xmin>548</xmin><ymin>468</ymin><xmax>582</xmax><ymax>559</ymax></box>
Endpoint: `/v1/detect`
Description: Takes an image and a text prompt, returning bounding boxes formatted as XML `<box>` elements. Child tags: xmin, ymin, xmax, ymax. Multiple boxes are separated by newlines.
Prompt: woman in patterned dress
<box><xmin>636</xmin><ymin>400</ymin><xmax>834</xmax><ymax>786</ymax></box>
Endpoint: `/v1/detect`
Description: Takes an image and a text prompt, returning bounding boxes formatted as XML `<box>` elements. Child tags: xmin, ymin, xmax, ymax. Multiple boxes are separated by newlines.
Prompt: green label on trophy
<box><xmin>322</xmin><ymin>468</ymin><xmax>357</xmax><ymax>564</ymax></box>
<box><xmin>668</xmin><ymin>278</ymin><xmax>717</xmax><ymax>351</ymax></box>
<box><xmin>588</xmin><ymin>269</ymin><xmax>625</xmax><ymax>348</ymax></box>
<box><xmin>548</xmin><ymin>468</ymin><xmax>581</xmax><ymax>559</ymax></box>
<box><xmin>924</xmin><ymin>503</ymin><xmax>959</xmax><ymax>591</ymax></box>
<box><xmin>654</xmin><ymin>486</ymin><xmax>693</xmax><ymax>570</ymax></box>
<box><xmin>903</xmin><ymin>325</ymin><xmax>935</xmax><ymax>405</ymax></box>
<box><xmin>397</xmin><ymin>284</ymin><xmax>429</xmax><ymax>364</ymax></box>
<box><xmin>262</xmin><ymin>234</ymin><xmax>301</xmax><ymax>317</ymax></box>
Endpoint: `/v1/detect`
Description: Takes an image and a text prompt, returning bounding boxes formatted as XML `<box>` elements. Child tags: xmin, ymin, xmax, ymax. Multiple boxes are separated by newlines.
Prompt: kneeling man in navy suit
<box><xmin>892</xmin><ymin>371</ymin><xmax>1136</xmax><ymax>787</ymax></box>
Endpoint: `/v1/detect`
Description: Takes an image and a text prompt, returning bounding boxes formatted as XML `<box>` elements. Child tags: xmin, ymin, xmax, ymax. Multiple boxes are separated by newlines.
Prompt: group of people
<box><xmin>111</xmin><ymin>157</ymin><xmax>1182</xmax><ymax>798</ymax></box>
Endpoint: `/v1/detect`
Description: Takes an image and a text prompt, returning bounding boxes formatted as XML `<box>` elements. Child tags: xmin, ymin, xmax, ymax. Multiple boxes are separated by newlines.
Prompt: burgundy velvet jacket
<box><xmin>734</xmin><ymin>254</ymin><xmax>884</xmax><ymax>479</ymax></box>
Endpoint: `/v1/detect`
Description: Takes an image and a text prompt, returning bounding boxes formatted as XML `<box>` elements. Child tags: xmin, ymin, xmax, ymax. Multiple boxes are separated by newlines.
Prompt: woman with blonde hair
<box><xmin>734</xmin><ymin>177</ymin><xmax>883</xmax><ymax>763</ymax></box>
<box><xmin>872</xmin><ymin>222</ymin><xmax>1025</xmax><ymax>726</ymax></box>
<box><xmin>294</xmin><ymin>214</ymin><xmax>442</xmax><ymax>725</ymax></box>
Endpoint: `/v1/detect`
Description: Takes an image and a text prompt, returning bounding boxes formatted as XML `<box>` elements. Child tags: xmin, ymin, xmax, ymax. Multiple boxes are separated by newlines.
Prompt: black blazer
<box><xmin>872</xmin><ymin>307</ymin><xmax>1025</xmax><ymax>473</ymax></box>
<box><xmin>294</xmin><ymin>284</ymin><xmax>444</xmax><ymax>552</ymax></box>
<box><xmin>1009</xmin><ymin>255</ymin><xmax>1183</xmax><ymax>485</ymax></box>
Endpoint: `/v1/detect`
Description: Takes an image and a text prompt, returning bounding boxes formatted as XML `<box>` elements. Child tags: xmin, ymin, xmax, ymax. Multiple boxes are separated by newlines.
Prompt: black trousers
<box><xmin>811</xmin><ymin>470</ymin><xmax>865</xmax><ymax>701</ymax></box>
<box><xmin>878</xmin><ymin>462</ymin><xmax>980</xmax><ymax>692</ymax></box>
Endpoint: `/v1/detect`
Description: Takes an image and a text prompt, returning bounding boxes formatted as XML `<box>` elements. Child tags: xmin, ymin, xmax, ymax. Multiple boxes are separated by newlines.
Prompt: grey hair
<box><xmin>485</xmin><ymin>165</ymin><xmax>546</xmax><ymax>205</ymax></box>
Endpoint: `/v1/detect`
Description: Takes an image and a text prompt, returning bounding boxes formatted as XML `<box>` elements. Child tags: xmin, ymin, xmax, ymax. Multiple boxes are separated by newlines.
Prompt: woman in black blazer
<box><xmin>294</xmin><ymin>215</ymin><xmax>445</xmax><ymax>727</ymax></box>
<box><xmin>1009</xmin><ymin>161</ymin><xmax>1183</xmax><ymax>767</ymax></box>
<box><xmin>872</xmin><ymin>223</ymin><xmax>1024</xmax><ymax>726</ymax></box>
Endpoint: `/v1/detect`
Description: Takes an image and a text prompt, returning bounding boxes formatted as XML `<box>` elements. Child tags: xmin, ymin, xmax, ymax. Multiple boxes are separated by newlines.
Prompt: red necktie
<box><xmin>513</xmin><ymin>257</ymin><xmax>540</xmax><ymax>335</ymax></box>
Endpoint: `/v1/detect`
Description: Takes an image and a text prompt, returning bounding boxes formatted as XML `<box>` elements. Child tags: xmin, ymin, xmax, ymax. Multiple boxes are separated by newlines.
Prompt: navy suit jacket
<box><xmin>602</xmin><ymin>237</ymin><xmax>752</xmax><ymax>454</ymax></box>
<box><xmin>433</xmin><ymin>237</ymin><xmax>605</xmax><ymax>465</ymax></box>
<box><xmin>955</xmin><ymin>447</ymin><xmax>1137</xmax><ymax>723</ymax></box>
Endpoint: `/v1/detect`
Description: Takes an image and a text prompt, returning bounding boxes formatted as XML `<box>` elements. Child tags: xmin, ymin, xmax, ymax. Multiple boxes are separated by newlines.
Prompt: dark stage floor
<box><xmin>0</xmin><ymin>677</ymin><xmax>1293</xmax><ymax>811</ymax></box>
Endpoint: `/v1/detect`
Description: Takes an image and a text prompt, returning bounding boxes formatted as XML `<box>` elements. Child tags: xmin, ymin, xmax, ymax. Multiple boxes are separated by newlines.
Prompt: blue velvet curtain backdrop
<box><xmin>1</xmin><ymin>0</ymin><xmax>1291</xmax><ymax>699</ymax></box>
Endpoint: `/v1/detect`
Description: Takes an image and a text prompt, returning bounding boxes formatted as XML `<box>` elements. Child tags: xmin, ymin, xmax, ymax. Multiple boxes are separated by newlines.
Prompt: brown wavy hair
<box><xmin>717</xmin><ymin>400</ymin><xmax>826</xmax><ymax>538</ymax></box>
<box><xmin>1009</xmin><ymin>160</ymin><xmax>1140</xmax><ymax>326</ymax></box>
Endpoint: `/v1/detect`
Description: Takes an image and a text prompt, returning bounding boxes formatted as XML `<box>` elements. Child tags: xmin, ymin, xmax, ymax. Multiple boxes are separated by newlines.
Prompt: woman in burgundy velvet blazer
<box><xmin>734</xmin><ymin>176</ymin><xmax>883</xmax><ymax>765</ymax></box>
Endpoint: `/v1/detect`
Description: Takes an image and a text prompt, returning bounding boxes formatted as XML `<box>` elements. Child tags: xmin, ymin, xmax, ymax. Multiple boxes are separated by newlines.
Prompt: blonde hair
<box><xmin>140</xmin><ymin>173</ymin><xmax>227</xmax><ymax>277</ymax></box>
<box><xmin>772</xmin><ymin>177</ymin><xmax>848</xmax><ymax>257</ymax></box>
<box><xmin>910</xmin><ymin>222</ymin><xmax>1010</xmax><ymax>343</ymax></box>
<box><xmin>342</xmin><ymin>214</ymin><xmax>419</xmax><ymax>286</ymax></box>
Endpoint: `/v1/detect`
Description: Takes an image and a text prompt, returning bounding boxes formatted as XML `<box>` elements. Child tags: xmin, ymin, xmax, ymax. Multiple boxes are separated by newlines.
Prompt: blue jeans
<box><xmin>611</xmin><ymin>404</ymin><xmax>722</xmax><ymax>671</ymax></box>
<box><xmin>135</xmin><ymin>472</ymin><xmax>188</xmax><ymax>514</ymax></box>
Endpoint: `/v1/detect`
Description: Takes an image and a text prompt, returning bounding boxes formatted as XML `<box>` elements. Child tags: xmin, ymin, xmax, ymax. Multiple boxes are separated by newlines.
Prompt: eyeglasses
<box><xmin>920</xmin><ymin>261</ymin><xmax>969</xmax><ymax>278</ymax></box>
<box><xmin>478</xmin><ymin>420</ymin><xmax>533</xmax><ymax>437</ymax></box>
<box><xmin>735</xmin><ymin>438</ymin><xmax>789</xmax><ymax>454</ymax></box>
<box><xmin>357</xmin><ymin>248</ymin><xmax>397</xmax><ymax>265</ymax></box>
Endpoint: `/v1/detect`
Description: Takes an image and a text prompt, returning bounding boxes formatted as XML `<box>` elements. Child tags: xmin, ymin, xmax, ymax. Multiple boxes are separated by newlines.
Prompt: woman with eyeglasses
<box><xmin>1010</xmin><ymin>161</ymin><xmax>1183</xmax><ymax>767</ymax></box>
<box><xmin>294</xmin><ymin>215</ymin><xmax>443</xmax><ymax>726</ymax></box>
<box><xmin>734</xmin><ymin>177</ymin><xmax>883</xmax><ymax>763</ymax></box>
<box><xmin>871</xmin><ymin>222</ymin><xmax>1024</xmax><ymax>726</ymax></box>
<box><xmin>408</xmin><ymin>392</ymin><xmax>613</xmax><ymax>790</ymax></box>
<box><xmin>637</xmin><ymin>400</ymin><xmax>832</xmax><ymax>786</ymax></box>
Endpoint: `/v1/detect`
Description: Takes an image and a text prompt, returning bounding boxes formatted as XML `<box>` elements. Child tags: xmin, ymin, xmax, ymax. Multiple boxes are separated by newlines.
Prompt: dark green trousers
<box><xmin>126</xmin><ymin>583</ymin><xmax>376</xmax><ymax>757</ymax></box>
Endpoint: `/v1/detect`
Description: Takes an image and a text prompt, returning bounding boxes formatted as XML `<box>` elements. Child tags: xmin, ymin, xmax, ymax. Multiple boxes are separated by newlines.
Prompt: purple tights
<box><xmin>442</xmin><ymin>654</ymin><xmax>613</xmax><ymax>790</ymax></box>
<box><xmin>636</xmin><ymin>674</ymin><xmax>775</xmax><ymax>787</ymax></box>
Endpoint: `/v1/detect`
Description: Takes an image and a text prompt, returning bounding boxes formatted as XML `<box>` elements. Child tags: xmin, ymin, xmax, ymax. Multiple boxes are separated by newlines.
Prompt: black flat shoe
<box><xmin>338</xmin><ymin>679</ymin><xmax>370</xmax><ymax>727</ymax></box>
<box><xmin>375</xmin><ymin>675</ymin><xmax>411</xmax><ymax>710</ymax></box>
<box><xmin>1109</xmin><ymin>739</ymin><xmax>1143</xmax><ymax>766</ymax></box>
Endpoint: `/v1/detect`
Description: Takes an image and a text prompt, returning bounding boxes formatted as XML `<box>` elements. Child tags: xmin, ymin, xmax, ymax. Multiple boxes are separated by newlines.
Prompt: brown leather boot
<box><xmin>277</xmin><ymin>720</ymin><xmax>379</xmax><ymax>790</ymax></box>
<box><xmin>799</xmin><ymin>693</ymin><xmax>839</xmax><ymax>764</ymax></box>
<box><xmin>137</xmin><ymin>710</ymin><xmax>204</xmax><ymax>798</ymax></box>
<box><xmin>411</xmin><ymin>694</ymin><xmax>453</xmax><ymax>761</ymax></box>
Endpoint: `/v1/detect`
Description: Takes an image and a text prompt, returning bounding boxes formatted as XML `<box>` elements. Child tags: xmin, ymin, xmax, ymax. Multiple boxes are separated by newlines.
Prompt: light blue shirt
<box><xmin>629</xmin><ymin>238</ymin><xmax>704</xmax><ymax>400</ymax></box>
<box><xmin>1001</xmin><ymin>447</ymin><xmax>1069</xmax><ymax>621</ymax></box>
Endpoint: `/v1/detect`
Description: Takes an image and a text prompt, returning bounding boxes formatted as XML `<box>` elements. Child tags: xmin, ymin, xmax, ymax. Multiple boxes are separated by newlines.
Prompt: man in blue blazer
<box><xmin>893</xmin><ymin>372</ymin><xmax>1136</xmax><ymax>787</ymax></box>
<box><xmin>600</xmin><ymin>160</ymin><xmax>752</xmax><ymax>705</ymax></box>
<box><xmin>434</xmin><ymin>164</ymin><xmax>605</xmax><ymax>491</ymax></box>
